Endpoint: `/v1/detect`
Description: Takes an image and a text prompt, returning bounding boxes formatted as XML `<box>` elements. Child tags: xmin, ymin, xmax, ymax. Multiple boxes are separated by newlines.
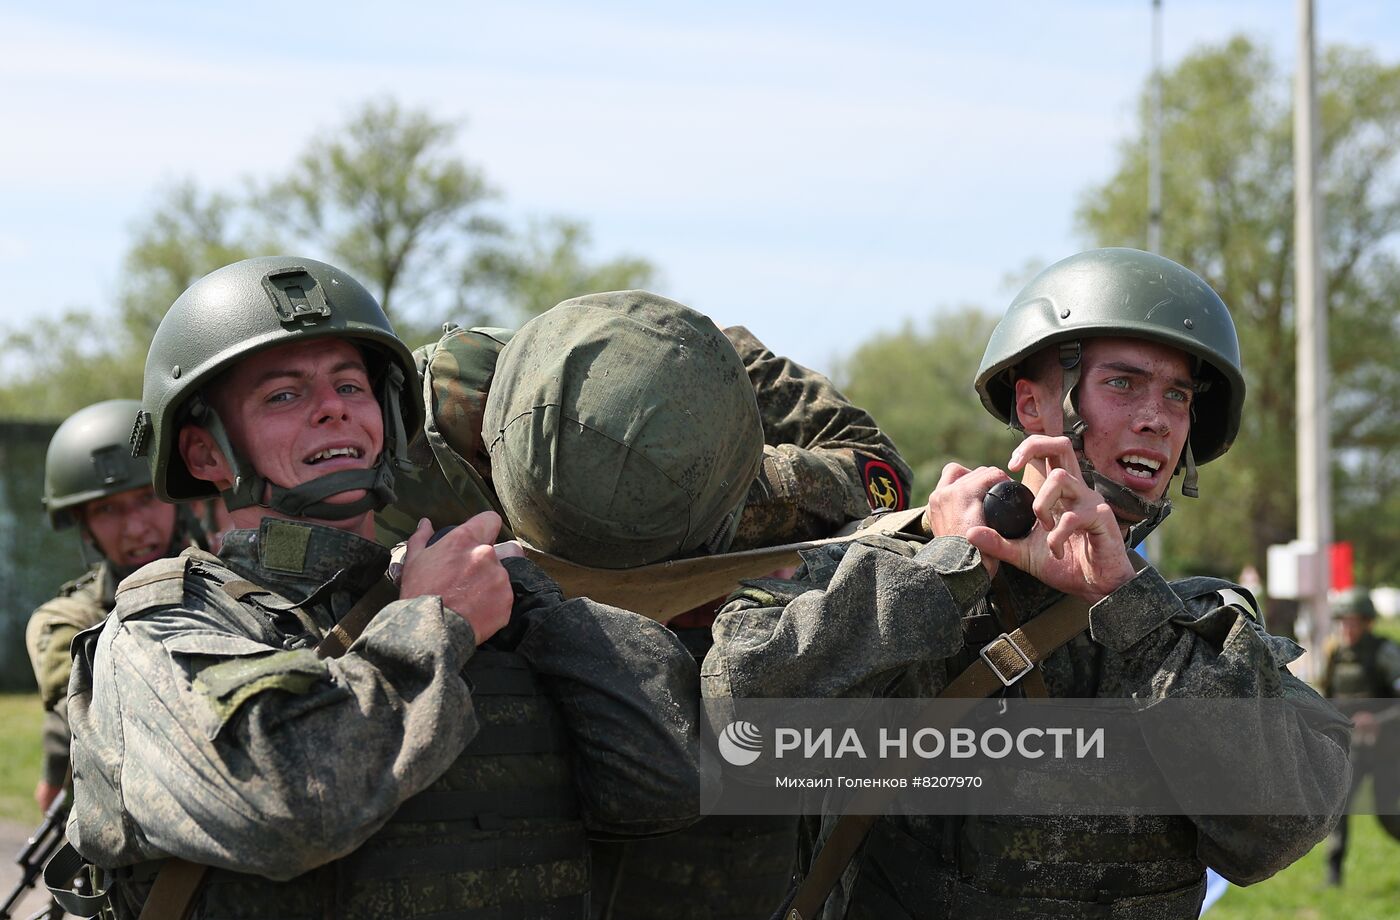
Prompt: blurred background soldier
<box><xmin>1321</xmin><ymin>586</ymin><xmax>1400</xmax><ymax>886</ymax></box>
<box><xmin>25</xmin><ymin>398</ymin><xmax>201</xmax><ymax>812</ymax></box>
<box><xmin>382</xmin><ymin>290</ymin><xmax>912</xmax><ymax>920</ymax></box>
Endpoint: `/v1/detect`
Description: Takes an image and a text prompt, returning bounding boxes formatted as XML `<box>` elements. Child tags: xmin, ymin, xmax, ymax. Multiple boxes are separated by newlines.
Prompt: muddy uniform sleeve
<box><xmin>702</xmin><ymin>537</ymin><xmax>988</xmax><ymax>701</ymax></box>
<box><xmin>501</xmin><ymin>558</ymin><xmax>703</xmax><ymax>837</ymax></box>
<box><xmin>724</xmin><ymin>326</ymin><xmax>914</xmax><ymax>549</ymax></box>
<box><xmin>1087</xmin><ymin>567</ymin><xmax>1353</xmax><ymax>885</ymax></box>
<box><xmin>68</xmin><ymin>586</ymin><xmax>479</xmax><ymax>880</ymax></box>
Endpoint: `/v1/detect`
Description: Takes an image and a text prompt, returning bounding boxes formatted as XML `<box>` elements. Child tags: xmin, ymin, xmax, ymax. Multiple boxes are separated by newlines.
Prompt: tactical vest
<box><xmin>591</xmin><ymin>815</ymin><xmax>796</xmax><ymax>920</ymax></box>
<box><xmin>1325</xmin><ymin>634</ymin><xmax>1396</xmax><ymax>700</ymax></box>
<box><xmin>105</xmin><ymin>556</ymin><xmax>588</xmax><ymax>920</ymax></box>
<box><xmin>851</xmin><ymin>814</ymin><xmax>1205</xmax><ymax>920</ymax></box>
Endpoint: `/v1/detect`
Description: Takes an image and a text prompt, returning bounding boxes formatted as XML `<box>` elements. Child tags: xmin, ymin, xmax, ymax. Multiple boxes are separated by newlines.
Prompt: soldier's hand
<box><xmin>965</xmin><ymin>436</ymin><xmax>1137</xmax><ymax>602</ymax></box>
<box><xmin>34</xmin><ymin>779</ymin><xmax>60</xmax><ymax>812</ymax></box>
<box><xmin>401</xmin><ymin>512</ymin><xmax>514</xmax><ymax>645</ymax></box>
<box><xmin>927</xmin><ymin>462</ymin><xmax>1013</xmax><ymax>576</ymax></box>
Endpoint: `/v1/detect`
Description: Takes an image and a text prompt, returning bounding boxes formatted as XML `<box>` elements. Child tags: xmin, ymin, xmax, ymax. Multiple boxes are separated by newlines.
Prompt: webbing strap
<box><xmin>784</xmin><ymin>552</ymin><xmax>1148</xmax><ymax>920</ymax></box>
<box><xmin>314</xmin><ymin>576</ymin><xmax>399</xmax><ymax>659</ymax></box>
<box><xmin>136</xmin><ymin>859</ymin><xmax>206</xmax><ymax>920</ymax></box>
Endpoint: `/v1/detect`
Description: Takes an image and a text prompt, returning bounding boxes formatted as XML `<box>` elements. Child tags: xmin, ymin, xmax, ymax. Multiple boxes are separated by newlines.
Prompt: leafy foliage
<box><xmin>0</xmin><ymin>100</ymin><xmax>656</xmax><ymax>421</ymax></box>
<box><xmin>460</xmin><ymin>218</ymin><xmax>658</xmax><ymax>326</ymax></box>
<box><xmin>1078</xmin><ymin>38</ymin><xmax>1400</xmax><ymax>584</ymax></box>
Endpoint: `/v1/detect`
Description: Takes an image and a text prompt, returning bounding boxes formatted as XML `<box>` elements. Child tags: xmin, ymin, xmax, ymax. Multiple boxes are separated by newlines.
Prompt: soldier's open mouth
<box><xmin>305</xmin><ymin>446</ymin><xmax>362</xmax><ymax>465</ymax></box>
<box><xmin>1117</xmin><ymin>454</ymin><xmax>1162</xmax><ymax>481</ymax></box>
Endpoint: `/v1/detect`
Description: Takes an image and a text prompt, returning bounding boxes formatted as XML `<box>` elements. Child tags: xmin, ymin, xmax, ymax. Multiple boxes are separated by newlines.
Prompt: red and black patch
<box><xmin>858</xmin><ymin>455</ymin><xmax>906</xmax><ymax>511</ymax></box>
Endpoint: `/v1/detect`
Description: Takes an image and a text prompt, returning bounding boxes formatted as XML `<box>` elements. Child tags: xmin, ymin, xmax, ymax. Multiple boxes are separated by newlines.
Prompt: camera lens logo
<box><xmin>718</xmin><ymin>721</ymin><xmax>764</xmax><ymax>766</ymax></box>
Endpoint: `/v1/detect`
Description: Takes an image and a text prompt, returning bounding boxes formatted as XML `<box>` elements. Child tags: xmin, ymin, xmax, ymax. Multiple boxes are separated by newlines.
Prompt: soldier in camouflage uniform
<box><xmin>63</xmin><ymin>258</ymin><xmax>703</xmax><ymax>919</ymax></box>
<box><xmin>379</xmin><ymin>290</ymin><xmax>912</xmax><ymax>920</ymax></box>
<box><xmin>1321</xmin><ymin>587</ymin><xmax>1400</xmax><ymax>884</ymax></box>
<box><xmin>703</xmin><ymin>249</ymin><xmax>1352</xmax><ymax>919</ymax></box>
<box><xmin>25</xmin><ymin>398</ymin><xmax>195</xmax><ymax>812</ymax></box>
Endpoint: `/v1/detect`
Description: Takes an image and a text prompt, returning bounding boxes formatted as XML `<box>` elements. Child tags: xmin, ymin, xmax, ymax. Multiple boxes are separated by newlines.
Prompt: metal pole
<box><xmin>1144</xmin><ymin>0</ymin><xmax>1165</xmax><ymax>561</ymax></box>
<box><xmin>1148</xmin><ymin>0</ymin><xmax>1163</xmax><ymax>255</ymax></box>
<box><xmin>1294</xmin><ymin>0</ymin><xmax>1331</xmax><ymax>675</ymax></box>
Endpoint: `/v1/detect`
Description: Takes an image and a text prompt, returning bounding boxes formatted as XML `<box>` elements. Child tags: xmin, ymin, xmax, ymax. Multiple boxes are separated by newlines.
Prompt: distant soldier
<box><xmin>1322</xmin><ymin>586</ymin><xmax>1400</xmax><ymax>885</ymax></box>
<box><xmin>381</xmin><ymin>290</ymin><xmax>913</xmax><ymax>920</ymax></box>
<box><xmin>25</xmin><ymin>399</ymin><xmax>199</xmax><ymax>811</ymax></box>
<box><xmin>61</xmin><ymin>258</ymin><xmax>702</xmax><ymax>919</ymax></box>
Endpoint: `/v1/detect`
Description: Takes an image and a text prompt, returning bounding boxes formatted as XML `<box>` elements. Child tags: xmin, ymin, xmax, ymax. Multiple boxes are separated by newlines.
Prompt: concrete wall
<box><xmin>0</xmin><ymin>421</ymin><xmax>87</xmax><ymax>692</ymax></box>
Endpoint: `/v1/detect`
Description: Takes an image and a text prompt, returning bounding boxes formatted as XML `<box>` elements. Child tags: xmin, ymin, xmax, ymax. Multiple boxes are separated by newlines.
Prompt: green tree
<box><xmin>836</xmin><ymin>306</ymin><xmax>1021</xmax><ymax>499</ymax></box>
<box><xmin>0</xmin><ymin>99</ymin><xmax>658</xmax><ymax>419</ymax></box>
<box><xmin>258</xmin><ymin>98</ymin><xmax>498</xmax><ymax>322</ymax></box>
<box><xmin>119</xmin><ymin>181</ymin><xmax>265</xmax><ymax>349</ymax></box>
<box><xmin>1078</xmin><ymin>37</ymin><xmax>1400</xmax><ymax>584</ymax></box>
<box><xmin>459</xmin><ymin>218</ymin><xmax>658</xmax><ymax>326</ymax></box>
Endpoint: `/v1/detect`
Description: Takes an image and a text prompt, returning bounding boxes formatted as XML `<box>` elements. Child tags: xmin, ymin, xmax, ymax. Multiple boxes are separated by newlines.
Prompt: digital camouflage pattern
<box><xmin>377</xmin><ymin>322</ymin><xmax>913</xmax><ymax>552</ymax></box>
<box><xmin>375</xmin><ymin>311</ymin><xmax>912</xmax><ymax>920</ymax></box>
<box><xmin>725</xmin><ymin>326</ymin><xmax>911</xmax><ymax>551</ymax></box>
<box><xmin>67</xmin><ymin>519</ymin><xmax>701</xmax><ymax>918</ymax></box>
<box><xmin>703</xmin><ymin>534</ymin><xmax>1353</xmax><ymax>919</ymax></box>
<box><xmin>24</xmin><ymin>562</ymin><xmax>115</xmax><ymax>789</ymax></box>
<box><xmin>484</xmin><ymin>291</ymin><xmax>765</xmax><ymax>569</ymax></box>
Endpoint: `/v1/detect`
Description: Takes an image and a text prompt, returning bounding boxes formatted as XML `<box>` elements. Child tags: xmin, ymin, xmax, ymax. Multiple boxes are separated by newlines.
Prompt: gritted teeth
<box><xmin>1118</xmin><ymin>453</ymin><xmax>1162</xmax><ymax>480</ymax></box>
<box><xmin>305</xmin><ymin>446</ymin><xmax>362</xmax><ymax>465</ymax></box>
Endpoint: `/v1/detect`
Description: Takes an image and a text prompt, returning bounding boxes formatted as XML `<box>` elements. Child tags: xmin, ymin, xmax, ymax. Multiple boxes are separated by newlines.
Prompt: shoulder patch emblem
<box><xmin>858</xmin><ymin>455</ymin><xmax>906</xmax><ymax>511</ymax></box>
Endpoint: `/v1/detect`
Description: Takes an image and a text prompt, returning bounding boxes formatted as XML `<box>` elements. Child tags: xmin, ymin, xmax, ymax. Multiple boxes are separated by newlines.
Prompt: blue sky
<box><xmin>2</xmin><ymin>1</ymin><xmax>1397</xmax><ymax>377</ymax></box>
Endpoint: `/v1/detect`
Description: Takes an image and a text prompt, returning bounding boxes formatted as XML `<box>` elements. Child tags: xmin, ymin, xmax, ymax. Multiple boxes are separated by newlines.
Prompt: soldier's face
<box><xmin>1339</xmin><ymin>615</ymin><xmax>1370</xmax><ymax>646</ymax></box>
<box><xmin>1018</xmin><ymin>337</ymin><xmax>1193</xmax><ymax>505</ymax></box>
<box><xmin>1075</xmin><ymin>338</ymin><xmax>1194</xmax><ymax>504</ymax></box>
<box><xmin>79</xmin><ymin>485</ymin><xmax>177</xmax><ymax>570</ymax></box>
<box><xmin>185</xmin><ymin>339</ymin><xmax>384</xmax><ymax>522</ymax></box>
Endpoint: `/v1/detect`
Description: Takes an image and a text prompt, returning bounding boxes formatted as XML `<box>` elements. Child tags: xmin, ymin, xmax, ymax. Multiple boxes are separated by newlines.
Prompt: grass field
<box><xmin>0</xmin><ymin>694</ymin><xmax>42</xmax><ymax>823</ymax></box>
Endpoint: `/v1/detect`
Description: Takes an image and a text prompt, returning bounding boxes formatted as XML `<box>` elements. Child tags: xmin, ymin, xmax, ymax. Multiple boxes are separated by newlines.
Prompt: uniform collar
<box><xmin>217</xmin><ymin>518</ymin><xmax>390</xmax><ymax>602</ymax></box>
<box><xmin>96</xmin><ymin>561</ymin><xmax>119</xmax><ymax>610</ymax></box>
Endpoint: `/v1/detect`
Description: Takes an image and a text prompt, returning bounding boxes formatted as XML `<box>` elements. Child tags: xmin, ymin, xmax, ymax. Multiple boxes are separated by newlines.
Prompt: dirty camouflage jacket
<box><xmin>66</xmin><ymin>519</ymin><xmax>702</xmax><ymax>881</ymax></box>
<box><xmin>702</xmin><ymin>533</ymin><xmax>1352</xmax><ymax>917</ymax></box>
<box><xmin>26</xmin><ymin>562</ymin><xmax>115</xmax><ymax>788</ymax></box>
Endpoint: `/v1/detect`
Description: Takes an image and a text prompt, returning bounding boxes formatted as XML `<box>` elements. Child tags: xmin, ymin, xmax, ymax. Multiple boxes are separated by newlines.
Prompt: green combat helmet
<box><xmin>1332</xmin><ymin>587</ymin><xmax>1378</xmax><ymax>620</ymax></box>
<box><xmin>482</xmin><ymin>290</ymin><xmax>765</xmax><ymax>569</ymax></box>
<box><xmin>131</xmin><ymin>256</ymin><xmax>422</xmax><ymax>521</ymax></box>
<box><xmin>44</xmin><ymin>399</ymin><xmax>154</xmax><ymax>530</ymax></box>
<box><xmin>975</xmin><ymin>248</ymin><xmax>1245</xmax><ymax>527</ymax></box>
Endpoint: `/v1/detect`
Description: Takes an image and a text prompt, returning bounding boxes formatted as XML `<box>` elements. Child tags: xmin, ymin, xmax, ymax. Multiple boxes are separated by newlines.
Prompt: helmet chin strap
<box><xmin>188</xmin><ymin>362</ymin><xmax>412</xmax><ymax>523</ymax></box>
